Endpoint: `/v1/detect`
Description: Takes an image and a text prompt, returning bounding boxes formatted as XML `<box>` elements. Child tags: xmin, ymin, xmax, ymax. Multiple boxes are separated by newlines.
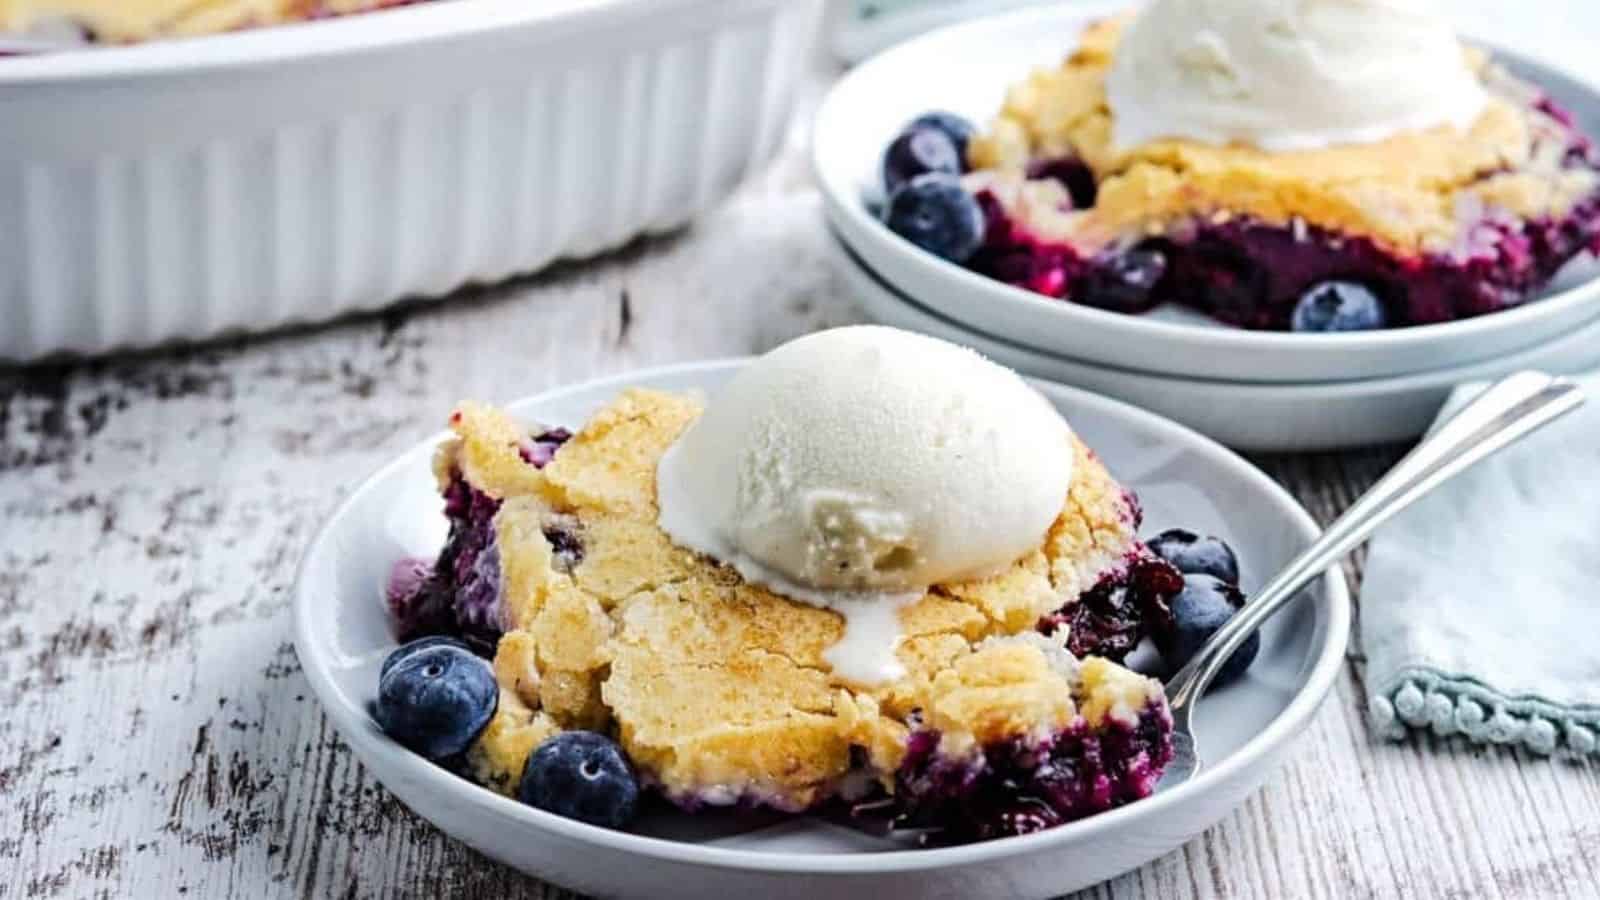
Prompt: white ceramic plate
<box><xmin>294</xmin><ymin>361</ymin><xmax>1350</xmax><ymax>899</ymax></box>
<box><xmin>833</xmin><ymin>231</ymin><xmax>1600</xmax><ymax>450</ymax></box>
<box><xmin>812</xmin><ymin>2</ymin><xmax>1600</xmax><ymax>383</ymax></box>
<box><xmin>0</xmin><ymin>0</ymin><xmax>822</xmax><ymax>361</ymax></box>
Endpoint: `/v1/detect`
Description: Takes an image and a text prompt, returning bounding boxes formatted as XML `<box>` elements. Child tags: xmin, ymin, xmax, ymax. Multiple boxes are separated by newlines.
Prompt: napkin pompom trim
<box><xmin>1369</xmin><ymin>671</ymin><xmax>1599</xmax><ymax>758</ymax></box>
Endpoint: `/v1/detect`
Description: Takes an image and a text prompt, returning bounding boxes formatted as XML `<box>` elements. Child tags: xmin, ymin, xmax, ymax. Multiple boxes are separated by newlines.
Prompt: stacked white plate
<box><xmin>813</xmin><ymin>3</ymin><xmax>1600</xmax><ymax>451</ymax></box>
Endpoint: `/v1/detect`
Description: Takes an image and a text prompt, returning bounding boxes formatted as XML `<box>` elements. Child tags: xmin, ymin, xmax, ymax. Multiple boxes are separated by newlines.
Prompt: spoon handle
<box><xmin>1165</xmin><ymin>370</ymin><xmax>1585</xmax><ymax>712</ymax></box>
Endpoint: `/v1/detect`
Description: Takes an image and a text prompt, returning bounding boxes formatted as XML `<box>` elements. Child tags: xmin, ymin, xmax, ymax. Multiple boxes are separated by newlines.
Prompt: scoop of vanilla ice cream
<box><xmin>657</xmin><ymin>326</ymin><xmax>1074</xmax><ymax>603</ymax></box>
<box><xmin>1105</xmin><ymin>0</ymin><xmax>1488</xmax><ymax>152</ymax></box>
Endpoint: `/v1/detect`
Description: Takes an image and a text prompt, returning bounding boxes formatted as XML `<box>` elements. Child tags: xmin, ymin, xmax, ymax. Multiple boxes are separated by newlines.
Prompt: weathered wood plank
<box><xmin>5</xmin><ymin>34</ymin><xmax>1600</xmax><ymax>899</ymax></box>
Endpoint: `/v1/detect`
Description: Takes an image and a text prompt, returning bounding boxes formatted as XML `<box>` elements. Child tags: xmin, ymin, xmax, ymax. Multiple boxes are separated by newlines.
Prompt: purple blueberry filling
<box><xmin>385</xmin><ymin>556</ymin><xmax>456</xmax><ymax>646</ymax></box>
<box><xmin>1026</xmin><ymin>157</ymin><xmax>1098</xmax><ymax>209</ymax></box>
<box><xmin>971</xmin><ymin>190</ymin><xmax>1091</xmax><ymax>299</ymax></box>
<box><xmin>450</xmin><ymin>506</ymin><xmax>506</xmax><ymax>645</ymax></box>
<box><xmin>520</xmin><ymin>428</ymin><xmax>573</xmax><ymax>468</ymax></box>
<box><xmin>893</xmin><ymin>701</ymin><xmax>1174</xmax><ymax>844</ymax></box>
<box><xmin>385</xmin><ymin>557</ymin><xmax>433</xmax><ymax>617</ymax></box>
<box><xmin>1030</xmin><ymin>486</ymin><xmax>1183</xmax><ymax>662</ymax></box>
<box><xmin>966</xmin><ymin>96</ymin><xmax>1600</xmax><ymax>330</ymax></box>
<box><xmin>1040</xmin><ymin>554</ymin><xmax>1184</xmax><ymax>663</ymax></box>
<box><xmin>973</xmin><ymin>190</ymin><xmax>1600</xmax><ymax>329</ymax></box>
<box><xmin>386</xmin><ymin>479</ymin><xmax>505</xmax><ymax>653</ymax></box>
<box><xmin>386</xmin><ymin>426</ymin><xmax>575</xmax><ymax>653</ymax></box>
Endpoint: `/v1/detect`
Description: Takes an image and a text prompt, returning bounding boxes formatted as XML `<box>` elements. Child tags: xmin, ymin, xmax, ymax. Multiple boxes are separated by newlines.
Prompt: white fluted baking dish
<box><xmin>0</xmin><ymin>0</ymin><xmax>822</xmax><ymax>360</ymax></box>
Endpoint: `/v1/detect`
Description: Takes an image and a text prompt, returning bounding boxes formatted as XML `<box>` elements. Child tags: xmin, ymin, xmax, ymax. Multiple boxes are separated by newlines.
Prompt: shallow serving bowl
<box><xmin>0</xmin><ymin>0</ymin><xmax>821</xmax><ymax>361</ymax></box>
<box><xmin>294</xmin><ymin>361</ymin><xmax>1350</xmax><ymax>899</ymax></box>
<box><xmin>833</xmin><ymin>232</ymin><xmax>1600</xmax><ymax>451</ymax></box>
<box><xmin>813</xmin><ymin>2</ymin><xmax>1600</xmax><ymax>384</ymax></box>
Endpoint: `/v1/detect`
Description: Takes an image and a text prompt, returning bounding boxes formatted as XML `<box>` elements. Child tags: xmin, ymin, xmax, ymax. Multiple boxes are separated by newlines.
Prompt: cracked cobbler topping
<box><xmin>388</xmin><ymin>389</ymin><xmax>1183</xmax><ymax>840</ymax></box>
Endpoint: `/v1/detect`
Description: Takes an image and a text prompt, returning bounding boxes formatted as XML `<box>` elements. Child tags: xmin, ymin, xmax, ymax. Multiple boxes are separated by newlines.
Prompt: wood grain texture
<box><xmin>5</xmin><ymin>49</ymin><xmax>1600</xmax><ymax>900</ymax></box>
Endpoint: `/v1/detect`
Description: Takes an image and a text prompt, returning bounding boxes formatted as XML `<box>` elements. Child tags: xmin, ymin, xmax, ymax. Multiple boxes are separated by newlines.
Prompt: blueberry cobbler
<box><xmin>0</xmin><ymin>0</ymin><xmax>423</xmax><ymax>45</ymax></box>
<box><xmin>375</xmin><ymin>327</ymin><xmax>1259</xmax><ymax>843</ymax></box>
<box><xmin>878</xmin><ymin>1</ymin><xmax>1600</xmax><ymax>332</ymax></box>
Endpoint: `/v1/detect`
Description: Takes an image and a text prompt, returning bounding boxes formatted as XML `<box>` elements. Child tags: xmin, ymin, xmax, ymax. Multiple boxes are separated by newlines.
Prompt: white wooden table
<box><xmin>5</xmin><ymin>10</ymin><xmax>1600</xmax><ymax>896</ymax></box>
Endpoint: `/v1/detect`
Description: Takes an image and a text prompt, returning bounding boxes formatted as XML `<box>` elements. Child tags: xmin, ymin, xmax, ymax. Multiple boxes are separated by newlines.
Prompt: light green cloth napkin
<box><xmin>1363</xmin><ymin>375</ymin><xmax>1599</xmax><ymax>756</ymax></box>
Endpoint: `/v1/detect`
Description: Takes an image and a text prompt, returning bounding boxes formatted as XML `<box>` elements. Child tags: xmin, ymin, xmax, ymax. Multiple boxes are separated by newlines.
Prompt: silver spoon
<box><xmin>1160</xmin><ymin>370</ymin><xmax>1585</xmax><ymax>790</ymax></box>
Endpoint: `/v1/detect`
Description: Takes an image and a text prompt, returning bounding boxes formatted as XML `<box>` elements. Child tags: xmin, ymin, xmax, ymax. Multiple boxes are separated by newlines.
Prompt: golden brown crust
<box><xmin>438</xmin><ymin>402</ymin><xmax>552</xmax><ymax>501</ymax></box>
<box><xmin>967</xmin><ymin>17</ymin><xmax>1599</xmax><ymax>254</ymax></box>
<box><xmin>466</xmin><ymin>692</ymin><xmax>561</xmax><ymax>794</ymax></box>
<box><xmin>455</xmin><ymin>390</ymin><xmax>1160</xmax><ymax>807</ymax></box>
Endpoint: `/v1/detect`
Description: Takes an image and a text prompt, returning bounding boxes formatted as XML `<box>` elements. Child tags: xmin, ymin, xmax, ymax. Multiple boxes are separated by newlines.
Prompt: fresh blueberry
<box><xmin>882</xmin><ymin>127</ymin><xmax>963</xmax><ymax>196</ymax></box>
<box><xmin>1156</xmin><ymin>574</ymin><xmax>1257</xmax><ymax>686</ymax></box>
<box><xmin>884</xmin><ymin>173</ymin><xmax>986</xmax><ymax>263</ymax></box>
<box><xmin>1083</xmin><ymin>248</ymin><xmax>1168</xmax><ymax>313</ymax></box>
<box><xmin>376</xmin><ymin>642</ymin><xmax>497</xmax><ymax>760</ymax></box>
<box><xmin>519</xmin><ymin>732</ymin><xmax>640</xmax><ymax>829</ymax></box>
<box><xmin>1146</xmin><ymin>528</ymin><xmax>1239</xmax><ymax>585</ymax></box>
<box><xmin>908</xmin><ymin>111</ymin><xmax>977</xmax><ymax>160</ymax></box>
<box><xmin>1291</xmin><ymin>281</ymin><xmax>1388</xmax><ymax>332</ymax></box>
<box><xmin>380</xmin><ymin>635</ymin><xmax>474</xmax><ymax>679</ymax></box>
